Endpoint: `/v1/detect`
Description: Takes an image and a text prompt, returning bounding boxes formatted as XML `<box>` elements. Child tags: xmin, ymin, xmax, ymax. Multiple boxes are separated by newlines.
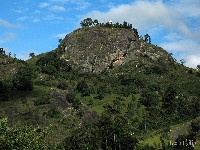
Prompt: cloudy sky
<box><xmin>1</xmin><ymin>0</ymin><xmax>199</xmax><ymax>68</ymax></box>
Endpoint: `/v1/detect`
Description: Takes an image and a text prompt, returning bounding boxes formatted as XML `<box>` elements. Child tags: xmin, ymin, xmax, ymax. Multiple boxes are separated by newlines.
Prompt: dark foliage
<box><xmin>0</xmin><ymin>81</ymin><xmax>10</xmax><ymax>101</ymax></box>
<box><xmin>76</xmin><ymin>80</ymin><xmax>90</xmax><ymax>96</ymax></box>
<box><xmin>34</xmin><ymin>97</ymin><xmax>50</xmax><ymax>106</ymax></box>
<box><xmin>12</xmin><ymin>65</ymin><xmax>34</xmax><ymax>91</ymax></box>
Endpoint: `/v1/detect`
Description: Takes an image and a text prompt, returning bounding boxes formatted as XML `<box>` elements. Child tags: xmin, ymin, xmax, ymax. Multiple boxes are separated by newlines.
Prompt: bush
<box><xmin>34</xmin><ymin>97</ymin><xmax>50</xmax><ymax>106</ymax></box>
<box><xmin>76</xmin><ymin>80</ymin><xmax>90</xmax><ymax>96</ymax></box>
<box><xmin>0</xmin><ymin>118</ymin><xmax>49</xmax><ymax>149</ymax></box>
<box><xmin>57</xmin><ymin>80</ymin><xmax>69</xmax><ymax>90</ymax></box>
<box><xmin>66</xmin><ymin>88</ymin><xmax>80</xmax><ymax>109</ymax></box>
<box><xmin>0</xmin><ymin>81</ymin><xmax>9</xmax><ymax>101</ymax></box>
<box><xmin>12</xmin><ymin>65</ymin><xmax>34</xmax><ymax>91</ymax></box>
<box><xmin>45</xmin><ymin>108</ymin><xmax>60</xmax><ymax>118</ymax></box>
<box><xmin>191</xmin><ymin>118</ymin><xmax>200</xmax><ymax>133</ymax></box>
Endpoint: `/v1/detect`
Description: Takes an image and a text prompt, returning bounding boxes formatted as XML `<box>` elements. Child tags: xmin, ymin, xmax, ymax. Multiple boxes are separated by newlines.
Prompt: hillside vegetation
<box><xmin>0</xmin><ymin>19</ymin><xmax>199</xmax><ymax>149</ymax></box>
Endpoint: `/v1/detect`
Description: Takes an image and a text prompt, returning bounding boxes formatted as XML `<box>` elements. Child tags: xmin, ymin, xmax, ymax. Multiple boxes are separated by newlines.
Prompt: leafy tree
<box><xmin>0</xmin><ymin>48</ymin><xmax>5</xmax><ymax>55</ymax></box>
<box><xmin>162</xmin><ymin>86</ymin><xmax>177</xmax><ymax>115</ymax></box>
<box><xmin>62</xmin><ymin>123</ymin><xmax>101</xmax><ymax>150</ymax></box>
<box><xmin>144</xmin><ymin>34</ymin><xmax>151</xmax><ymax>43</ymax></box>
<box><xmin>12</xmin><ymin>65</ymin><xmax>34</xmax><ymax>91</ymax></box>
<box><xmin>0</xmin><ymin>81</ymin><xmax>9</xmax><ymax>101</ymax></box>
<box><xmin>66</xmin><ymin>88</ymin><xmax>80</xmax><ymax>109</ymax></box>
<box><xmin>125</xmin><ymin>96</ymin><xmax>147</xmax><ymax>131</ymax></box>
<box><xmin>133</xmin><ymin>28</ymin><xmax>139</xmax><ymax>39</ymax></box>
<box><xmin>80</xmin><ymin>18</ymin><xmax>93</xmax><ymax>27</ymax></box>
<box><xmin>180</xmin><ymin>59</ymin><xmax>186</xmax><ymax>65</ymax></box>
<box><xmin>93</xmin><ymin>19</ymin><xmax>99</xmax><ymax>25</ymax></box>
<box><xmin>112</xmin><ymin>98</ymin><xmax>123</xmax><ymax>114</ymax></box>
<box><xmin>76</xmin><ymin>80</ymin><xmax>90</xmax><ymax>96</ymax></box>
<box><xmin>0</xmin><ymin>118</ymin><xmax>50</xmax><ymax>149</ymax></box>
<box><xmin>29</xmin><ymin>52</ymin><xmax>35</xmax><ymax>58</ymax></box>
<box><xmin>113</xmin><ymin>115</ymin><xmax>138</xmax><ymax>149</ymax></box>
<box><xmin>129</xmin><ymin>24</ymin><xmax>133</xmax><ymax>29</ymax></box>
<box><xmin>99</xmin><ymin>104</ymin><xmax>139</xmax><ymax>149</ymax></box>
<box><xmin>42</xmin><ymin>65</ymin><xmax>57</xmax><ymax>76</ymax></box>
<box><xmin>123</xmin><ymin>21</ymin><xmax>128</xmax><ymax>28</ymax></box>
<box><xmin>36</xmin><ymin>51</ymin><xmax>66</xmax><ymax>75</ymax></box>
<box><xmin>139</xmin><ymin>92</ymin><xmax>159</xmax><ymax>110</ymax></box>
<box><xmin>196</xmin><ymin>65</ymin><xmax>200</xmax><ymax>70</ymax></box>
<box><xmin>8</xmin><ymin>52</ymin><xmax>11</xmax><ymax>57</ymax></box>
<box><xmin>191</xmin><ymin>118</ymin><xmax>200</xmax><ymax>134</ymax></box>
<box><xmin>58</xmin><ymin>39</ymin><xmax>62</xmax><ymax>43</ymax></box>
<box><xmin>66</xmin><ymin>87</ymin><xmax>75</xmax><ymax>103</ymax></box>
<box><xmin>149</xmin><ymin>36</ymin><xmax>151</xmax><ymax>44</ymax></box>
<box><xmin>115</xmin><ymin>22</ymin><xmax>119</xmax><ymax>27</ymax></box>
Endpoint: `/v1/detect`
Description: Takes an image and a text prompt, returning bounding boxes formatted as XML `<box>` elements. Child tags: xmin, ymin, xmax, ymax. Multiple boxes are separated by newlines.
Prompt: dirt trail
<box><xmin>170</xmin><ymin>123</ymin><xmax>191</xmax><ymax>139</ymax></box>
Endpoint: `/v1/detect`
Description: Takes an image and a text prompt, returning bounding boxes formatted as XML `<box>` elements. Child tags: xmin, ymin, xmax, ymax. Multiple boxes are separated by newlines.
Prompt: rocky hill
<box><xmin>59</xmin><ymin>26</ymin><xmax>173</xmax><ymax>73</ymax></box>
<box><xmin>0</xmin><ymin>21</ymin><xmax>200</xmax><ymax>149</ymax></box>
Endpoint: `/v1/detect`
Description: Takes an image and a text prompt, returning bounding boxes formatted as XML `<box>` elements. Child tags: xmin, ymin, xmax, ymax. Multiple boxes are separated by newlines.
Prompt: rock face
<box><xmin>59</xmin><ymin>26</ymin><xmax>173</xmax><ymax>72</ymax></box>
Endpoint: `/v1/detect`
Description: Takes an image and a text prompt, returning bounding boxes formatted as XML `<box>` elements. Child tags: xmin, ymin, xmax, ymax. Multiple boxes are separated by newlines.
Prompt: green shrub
<box><xmin>57</xmin><ymin>80</ymin><xmax>69</xmax><ymax>90</ymax></box>
<box><xmin>76</xmin><ymin>80</ymin><xmax>90</xmax><ymax>96</ymax></box>
<box><xmin>0</xmin><ymin>81</ymin><xmax>10</xmax><ymax>101</ymax></box>
<box><xmin>45</xmin><ymin>108</ymin><xmax>60</xmax><ymax>118</ymax></box>
<box><xmin>34</xmin><ymin>97</ymin><xmax>50</xmax><ymax>106</ymax></box>
<box><xmin>12</xmin><ymin>65</ymin><xmax>34</xmax><ymax>91</ymax></box>
<box><xmin>0</xmin><ymin>118</ymin><xmax>50</xmax><ymax>149</ymax></box>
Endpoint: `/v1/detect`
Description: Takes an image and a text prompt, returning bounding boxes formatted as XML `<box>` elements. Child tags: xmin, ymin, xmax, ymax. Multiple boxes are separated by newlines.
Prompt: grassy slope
<box><xmin>0</xmin><ymin>85</ymin><xmax>82</xmax><ymax>145</ymax></box>
<box><xmin>139</xmin><ymin>118</ymin><xmax>200</xmax><ymax>149</ymax></box>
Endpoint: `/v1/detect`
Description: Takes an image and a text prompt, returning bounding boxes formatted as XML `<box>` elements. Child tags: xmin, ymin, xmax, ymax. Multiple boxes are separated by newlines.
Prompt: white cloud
<box><xmin>160</xmin><ymin>39</ymin><xmax>200</xmax><ymax>68</ymax></box>
<box><xmin>39</xmin><ymin>2</ymin><xmax>50</xmax><ymax>8</ymax></box>
<box><xmin>164</xmin><ymin>33</ymin><xmax>182</xmax><ymax>41</ymax></box>
<box><xmin>160</xmin><ymin>40</ymin><xmax>200</xmax><ymax>53</ymax></box>
<box><xmin>50</xmin><ymin>0</ymin><xmax>69</xmax><ymax>3</ymax></box>
<box><xmin>34</xmin><ymin>10</ymin><xmax>42</xmax><ymax>14</ymax></box>
<box><xmin>43</xmin><ymin>14</ymin><xmax>64</xmax><ymax>21</ymax></box>
<box><xmin>76</xmin><ymin>1</ymin><xmax>91</xmax><ymax>10</ymax></box>
<box><xmin>49</xmin><ymin>5</ymin><xmax>66</xmax><ymax>12</ymax></box>
<box><xmin>10</xmin><ymin>8</ymin><xmax>29</xmax><ymax>13</ymax></box>
<box><xmin>17</xmin><ymin>16</ymin><xmax>28</xmax><ymax>21</ymax></box>
<box><xmin>169</xmin><ymin>0</ymin><xmax>200</xmax><ymax>17</ymax></box>
<box><xmin>50</xmin><ymin>0</ymin><xmax>91</xmax><ymax>10</ymax></box>
<box><xmin>0</xmin><ymin>18</ymin><xmax>20</xmax><ymax>28</ymax></box>
<box><xmin>55</xmin><ymin>33</ymin><xmax>67</xmax><ymax>39</ymax></box>
<box><xmin>0</xmin><ymin>32</ymin><xmax>16</xmax><ymax>44</ymax></box>
<box><xmin>32</xmin><ymin>18</ymin><xmax>41</xmax><ymax>23</ymax></box>
<box><xmin>83</xmin><ymin>1</ymin><xmax>191</xmax><ymax>35</ymax></box>
<box><xmin>186</xmin><ymin>55</ymin><xmax>200</xmax><ymax>68</ymax></box>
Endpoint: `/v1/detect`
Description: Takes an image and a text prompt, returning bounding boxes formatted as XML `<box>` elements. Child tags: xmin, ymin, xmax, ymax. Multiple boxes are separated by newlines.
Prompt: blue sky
<box><xmin>0</xmin><ymin>0</ymin><xmax>200</xmax><ymax>68</ymax></box>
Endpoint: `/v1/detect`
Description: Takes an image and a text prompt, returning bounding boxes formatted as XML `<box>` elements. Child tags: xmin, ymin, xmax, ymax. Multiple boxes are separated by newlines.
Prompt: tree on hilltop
<box><xmin>0</xmin><ymin>48</ymin><xmax>5</xmax><ymax>55</ymax></box>
<box><xmin>123</xmin><ymin>21</ymin><xmax>128</xmax><ymax>28</ymax></box>
<box><xmin>29</xmin><ymin>52</ymin><xmax>35</xmax><ymax>58</ymax></box>
<box><xmin>180</xmin><ymin>59</ymin><xmax>186</xmax><ymax>65</ymax></box>
<box><xmin>144</xmin><ymin>34</ymin><xmax>151</xmax><ymax>44</ymax></box>
<box><xmin>197</xmin><ymin>65</ymin><xmax>200</xmax><ymax>70</ymax></box>
<box><xmin>93</xmin><ymin>19</ymin><xmax>99</xmax><ymax>25</ymax></box>
<box><xmin>80</xmin><ymin>18</ymin><xmax>93</xmax><ymax>27</ymax></box>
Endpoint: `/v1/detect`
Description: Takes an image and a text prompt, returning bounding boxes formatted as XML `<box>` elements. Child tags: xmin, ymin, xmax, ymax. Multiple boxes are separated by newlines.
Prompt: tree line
<box><xmin>80</xmin><ymin>18</ymin><xmax>139</xmax><ymax>38</ymax></box>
